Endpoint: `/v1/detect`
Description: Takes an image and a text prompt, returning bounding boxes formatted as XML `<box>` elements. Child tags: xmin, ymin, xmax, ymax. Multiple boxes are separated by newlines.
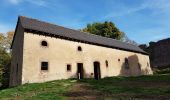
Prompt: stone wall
<box><xmin>139</xmin><ymin>38</ymin><xmax>170</xmax><ymax>69</ymax></box>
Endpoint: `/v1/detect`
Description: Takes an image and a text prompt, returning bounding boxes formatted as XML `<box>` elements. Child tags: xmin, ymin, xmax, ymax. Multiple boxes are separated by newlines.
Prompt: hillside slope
<box><xmin>0</xmin><ymin>74</ymin><xmax>170</xmax><ymax>100</ymax></box>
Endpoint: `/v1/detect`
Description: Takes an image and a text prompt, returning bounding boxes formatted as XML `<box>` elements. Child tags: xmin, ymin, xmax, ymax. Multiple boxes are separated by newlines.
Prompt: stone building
<box><xmin>139</xmin><ymin>38</ymin><xmax>170</xmax><ymax>69</ymax></box>
<box><xmin>10</xmin><ymin>16</ymin><xmax>153</xmax><ymax>86</ymax></box>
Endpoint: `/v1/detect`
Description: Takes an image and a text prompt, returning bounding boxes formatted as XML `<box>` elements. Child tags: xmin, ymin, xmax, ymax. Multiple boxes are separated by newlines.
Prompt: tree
<box><xmin>0</xmin><ymin>31</ymin><xmax>14</xmax><ymax>52</ymax></box>
<box><xmin>121</xmin><ymin>32</ymin><xmax>138</xmax><ymax>46</ymax></box>
<box><xmin>6</xmin><ymin>31</ymin><xmax>14</xmax><ymax>46</ymax></box>
<box><xmin>82</xmin><ymin>21</ymin><xmax>124</xmax><ymax>40</ymax></box>
<box><xmin>81</xmin><ymin>21</ymin><xmax>138</xmax><ymax>45</ymax></box>
<box><xmin>0</xmin><ymin>31</ymin><xmax>14</xmax><ymax>88</ymax></box>
<box><xmin>4</xmin><ymin>31</ymin><xmax>14</xmax><ymax>51</ymax></box>
<box><xmin>0</xmin><ymin>33</ymin><xmax>5</xmax><ymax>41</ymax></box>
<box><xmin>0</xmin><ymin>33</ymin><xmax>5</xmax><ymax>48</ymax></box>
<box><xmin>0</xmin><ymin>47</ymin><xmax>11</xmax><ymax>87</ymax></box>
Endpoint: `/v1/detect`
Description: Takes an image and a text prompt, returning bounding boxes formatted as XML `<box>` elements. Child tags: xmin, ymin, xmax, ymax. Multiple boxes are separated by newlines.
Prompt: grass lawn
<box><xmin>0</xmin><ymin>79</ymin><xmax>77</xmax><ymax>100</ymax></box>
<box><xmin>0</xmin><ymin>74</ymin><xmax>170</xmax><ymax>100</ymax></box>
<box><xmin>78</xmin><ymin>74</ymin><xmax>170</xmax><ymax>99</ymax></box>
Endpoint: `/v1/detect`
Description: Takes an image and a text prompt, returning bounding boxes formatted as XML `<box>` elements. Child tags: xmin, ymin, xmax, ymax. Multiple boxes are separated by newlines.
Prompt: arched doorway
<box><xmin>93</xmin><ymin>61</ymin><xmax>101</xmax><ymax>80</ymax></box>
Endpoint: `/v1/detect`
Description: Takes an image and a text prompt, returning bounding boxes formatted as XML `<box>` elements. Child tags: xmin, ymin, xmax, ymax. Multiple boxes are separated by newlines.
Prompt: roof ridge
<box><xmin>18</xmin><ymin>16</ymin><xmax>147</xmax><ymax>54</ymax></box>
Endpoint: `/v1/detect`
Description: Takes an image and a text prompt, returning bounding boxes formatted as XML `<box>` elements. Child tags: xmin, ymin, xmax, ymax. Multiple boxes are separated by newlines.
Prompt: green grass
<box><xmin>0</xmin><ymin>74</ymin><xmax>170</xmax><ymax>99</ymax></box>
<box><xmin>0</xmin><ymin>79</ymin><xmax>77</xmax><ymax>100</ymax></box>
<box><xmin>79</xmin><ymin>74</ymin><xmax>170</xmax><ymax>95</ymax></box>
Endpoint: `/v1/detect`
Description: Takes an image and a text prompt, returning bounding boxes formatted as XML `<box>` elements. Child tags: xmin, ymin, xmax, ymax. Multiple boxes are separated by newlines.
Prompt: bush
<box><xmin>0</xmin><ymin>48</ymin><xmax>11</xmax><ymax>88</ymax></box>
<box><xmin>1</xmin><ymin>63</ymin><xmax>10</xmax><ymax>88</ymax></box>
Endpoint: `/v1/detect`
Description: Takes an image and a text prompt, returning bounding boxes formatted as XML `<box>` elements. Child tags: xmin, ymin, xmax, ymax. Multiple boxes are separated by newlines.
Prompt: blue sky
<box><xmin>0</xmin><ymin>0</ymin><xmax>170</xmax><ymax>44</ymax></box>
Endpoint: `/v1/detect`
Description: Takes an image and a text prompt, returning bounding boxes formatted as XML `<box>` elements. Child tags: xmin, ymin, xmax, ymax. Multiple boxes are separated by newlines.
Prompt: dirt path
<box><xmin>63</xmin><ymin>83</ymin><xmax>104</xmax><ymax>100</ymax></box>
<box><xmin>63</xmin><ymin>82</ymin><xmax>170</xmax><ymax>100</ymax></box>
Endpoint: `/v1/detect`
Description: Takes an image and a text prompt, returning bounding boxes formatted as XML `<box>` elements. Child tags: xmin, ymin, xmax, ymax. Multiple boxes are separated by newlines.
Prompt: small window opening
<box><xmin>78</xmin><ymin>46</ymin><xmax>82</xmax><ymax>51</ymax></box>
<box><xmin>125</xmin><ymin>58</ymin><xmax>129</xmax><ymax>69</ymax></box>
<box><xmin>118</xmin><ymin>59</ymin><xmax>120</xmax><ymax>62</ymax></box>
<box><xmin>41</xmin><ymin>40</ymin><xmax>48</xmax><ymax>47</ymax></box>
<box><xmin>105</xmin><ymin>60</ymin><xmax>108</xmax><ymax>67</ymax></box>
<box><xmin>41</xmin><ymin>62</ymin><xmax>48</xmax><ymax>70</ymax></box>
<box><xmin>67</xmin><ymin>64</ymin><xmax>71</xmax><ymax>71</ymax></box>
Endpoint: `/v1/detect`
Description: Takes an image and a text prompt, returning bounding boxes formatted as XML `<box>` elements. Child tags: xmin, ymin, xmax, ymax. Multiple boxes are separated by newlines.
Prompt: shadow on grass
<box><xmin>78</xmin><ymin>74</ymin><xmax>170</xmax><ymax>99</ymax></box>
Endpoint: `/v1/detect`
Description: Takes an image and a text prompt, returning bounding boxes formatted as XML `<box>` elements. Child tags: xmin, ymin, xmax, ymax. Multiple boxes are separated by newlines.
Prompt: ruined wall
<box><xmin>21</xmin><ymin>32</ymin><xmax>152</xmax><ymax>84</ymax></box>
<box><xmin>139</xmin><ymin>38</ymin><xmax>170</xmax><ymax>68</ymax></box>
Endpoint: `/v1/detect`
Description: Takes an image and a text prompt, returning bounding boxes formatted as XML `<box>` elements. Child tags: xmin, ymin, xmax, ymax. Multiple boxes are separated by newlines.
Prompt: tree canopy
<box><xmin>0</xmin><ymin>31</ymin><xmax>14</xmax><ymax>87</ymax></box>
<box><xmin>0</xmin><ymin>31</ymin><xmax>14</xmax><ymax>52</ymax></box>
<box><xmin>121</xmin><ymin>32</ymin><xmax>138</xmax><ymax>46</ymax></box>
<box><xmin>82</xmin><ymin>21</ymin><xmax>124</xmax><ymax>40</ymax></box>
<box><xmin>0</xmin><ymin>33</ymin><xmax>5</xmax><ymax>47</ymax></box>
<box><xmin>0</xmin><ymin>46</ymin><xmax>11</xmax><ymax>87</ymax></box>
<box><xmin>81</xmin><ymin>21</ymin><xmax>137</xmax><ymax>45</ymax></box>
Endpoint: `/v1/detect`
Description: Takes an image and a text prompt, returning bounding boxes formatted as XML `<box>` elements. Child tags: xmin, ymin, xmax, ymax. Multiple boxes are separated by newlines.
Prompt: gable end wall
<box><xmin>10</xmin><ymin>22</ymin><xmax>24</xmax><ymax>86</ymax></box>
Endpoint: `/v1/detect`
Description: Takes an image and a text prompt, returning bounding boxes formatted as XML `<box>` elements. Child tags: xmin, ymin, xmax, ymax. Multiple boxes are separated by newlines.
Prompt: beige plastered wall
<box><xmin>22</xmin><ymin>32</ymin><xmax>153</xmax><ymax>84</ymax></box>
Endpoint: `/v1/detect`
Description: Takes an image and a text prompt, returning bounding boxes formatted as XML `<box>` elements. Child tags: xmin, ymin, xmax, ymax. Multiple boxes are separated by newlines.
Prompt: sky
<box><xmin>0</xmin><ymin>0</ymin><xmax>170</xmax><ymax>44</ymax></box>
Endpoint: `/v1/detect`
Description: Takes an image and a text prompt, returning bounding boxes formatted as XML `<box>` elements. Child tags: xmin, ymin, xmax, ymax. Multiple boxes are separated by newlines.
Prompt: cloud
<box><xmin>103</xmin><ymin>0</ymin><xmax>170</xmax><ymax>19</ymax></box>
<box><xmin>8</xmin><ymin>0</ymin><xmax>47</xmax><ymax>6</ymax></box>
<box><xmin>104</xmin><ymin>4</ymin><xmax>148</xmax><ymax>19</ymax></box>
<box><xmin>101</xmin><ymin>0</ymin><xmax>170</xmax><ymax>44</ymax></box>
<box><xmin>25</xmin><ymin>0</ymin><xmax>47</xmax><ymax>7</ymax></box>
<box><xmin>8</xmin><ymin>0</ymin><xmax>20</xmax><ymax>5</ymax></box>
<box><xmin>143</xmin><ymin>0</ymin><xmax>170</xmax><ymax>14</ymax></box>
<box><xmin>102</xmin><ymin>2</ymin><xmax>149</xmax><ymax>19</ymax></box>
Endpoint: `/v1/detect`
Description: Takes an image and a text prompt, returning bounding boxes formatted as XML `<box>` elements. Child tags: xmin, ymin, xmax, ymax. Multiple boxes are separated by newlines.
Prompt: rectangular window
<box><xmin>67</xmin><ymin>64</ymin><xmax>71</xmax><ymax>71</ymax></box>
<box><xmin>41</xmin><ymin>62</ymin><xmax>48</xmax><ymax>70</ymax></box>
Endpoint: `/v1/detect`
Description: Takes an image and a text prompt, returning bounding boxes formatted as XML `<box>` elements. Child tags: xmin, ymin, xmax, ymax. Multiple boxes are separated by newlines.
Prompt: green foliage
<box><xmin>0</xmin><ymin>48</ymin><xmax>11</xmax><ymax>85</ymax></box>
<box><xmin>0</xmin><ymin>31</ymin><xmax>14</xmax><ymax>88</ymax></box>
<box><xmin>0</xmin><ymin>48</ymin><xmax>10</xmax><ymax>68</ymax></box>
<box><xmin>82</xmin><ymin>21</ymin><xmax>124</xmax><ymax>40</ymax></box>
<box><xmin>0</xmin><ymin>31</ymin><xmax>14</xmax><ymax>51</ymax></box>
<box><xmin>0</xmin><ymin>33</ymin><xmax>5</xmax><ymax>42</ymax></box>
<box><xmin>0</xmin><ymin>33</ymin><xmax>5</xmax><ymax>48</ymax></box>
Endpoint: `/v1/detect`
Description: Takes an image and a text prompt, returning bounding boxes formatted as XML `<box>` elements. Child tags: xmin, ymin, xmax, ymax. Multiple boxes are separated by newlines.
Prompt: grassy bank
<box><xmin>0</xmin><ymin>74</ymin><xmax>170</xmax><ymax>99</ymax></box>
<box><xmin>0</xmin><ymin>79</ymin><xmax>77</xmax><ymax>100</ymax></box>
<box><xmin>80</xmin><ymin>74</ymin><xmax>170</xmax><ymax>94</ymax></box>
